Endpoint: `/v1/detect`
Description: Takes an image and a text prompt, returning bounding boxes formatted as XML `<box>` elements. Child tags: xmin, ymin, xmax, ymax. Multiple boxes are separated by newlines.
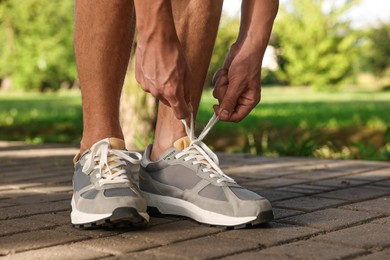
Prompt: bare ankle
<box><xmin>150</xmin><ymin>144</ymin><xmax>163</xmax><ymax>161</ymax></box>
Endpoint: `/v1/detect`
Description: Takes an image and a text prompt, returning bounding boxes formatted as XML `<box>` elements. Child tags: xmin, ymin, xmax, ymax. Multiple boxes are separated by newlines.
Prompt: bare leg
<box><xmin>151</xmin><ymin>0</ymin><xmax>224</xmax><ymax>160</ymax></box>
<box><xmin>74</xmin><ymin>0</ymin><xmax>135</xmax><ymax>153</ymax></box>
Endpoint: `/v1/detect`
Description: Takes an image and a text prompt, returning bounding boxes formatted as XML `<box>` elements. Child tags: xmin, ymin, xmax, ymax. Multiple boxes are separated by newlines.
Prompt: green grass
<box><xmin>198</xmin><ymin>87</ymin><xmax>390</xmax><ymax>160</ymax></box>
<box><xmin>1</xmin><ymin>87</ymin><xmax>389</xmax><ymax>160</ymax></box>
<box><xmin>0</xmin><ymin>91</ymin><xmax>82</xmax><ymax>143</ymax></box>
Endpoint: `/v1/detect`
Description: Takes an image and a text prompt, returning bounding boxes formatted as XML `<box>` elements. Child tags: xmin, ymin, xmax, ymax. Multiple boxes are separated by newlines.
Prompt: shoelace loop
<box><xmin>82</xmin><ymin>140</ymin><xmax>142</xmax><ymax>185</ymax></box>
<box><xmin>177</xmin><ymin>113</ymin><xmax>236</xmax><ymax>184</ymax></box>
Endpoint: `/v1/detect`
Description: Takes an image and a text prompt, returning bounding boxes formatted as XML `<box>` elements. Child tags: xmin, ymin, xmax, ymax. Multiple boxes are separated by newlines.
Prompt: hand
<box><xmin>212</xmin><ymin>43</ymin><xmax>262</xmax><ymax>122</ymax></box>
<box><xmin>135</xmin><ymin>36</ymin><xmax>191</xmax><ymax>119</ymax></box>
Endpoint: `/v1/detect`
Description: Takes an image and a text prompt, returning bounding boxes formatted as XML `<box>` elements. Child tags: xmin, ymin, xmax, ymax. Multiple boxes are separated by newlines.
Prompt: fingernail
<box><xmin>221</xmin><ymin>109</ymin><xmax>229</xmax><ymax>118</ymax></box>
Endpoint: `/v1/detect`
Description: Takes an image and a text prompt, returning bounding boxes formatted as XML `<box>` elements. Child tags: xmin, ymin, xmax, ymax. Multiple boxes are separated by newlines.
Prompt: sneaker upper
<box><xmin>140</xmin><ymin>135</ymin><xmax>272</xmax><ymax>218</ymax></box>
<box><xmin>72</xmin><ymin>138</ymin><xmax>147</xmax><ymax>215</ymax></box>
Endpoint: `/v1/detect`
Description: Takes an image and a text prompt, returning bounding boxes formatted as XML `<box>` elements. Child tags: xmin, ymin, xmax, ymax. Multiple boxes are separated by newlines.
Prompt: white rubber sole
<box><xmin>70</xmin><ymin>196</ymin><xmax>149</xmax><ymax>225</ymax></box>
<box><xmin>142</xmin><ymin>191</ymin><xmax>257</xmax><ymax>226</ymax></box>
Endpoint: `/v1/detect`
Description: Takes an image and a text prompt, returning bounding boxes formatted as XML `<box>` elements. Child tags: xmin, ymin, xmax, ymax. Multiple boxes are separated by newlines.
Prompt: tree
<box><xmin>363</xmin><ymin>21</ymin><xmax>390</xmax><ymax>77</ymax></box>
<box><xmin>273</xmin><ymin>0</ymin><xmax>360</xmax><ymax>88</ymax></box>
<box><xmin>206</xmin><ymin>14</ymin><xmax>240</xmax><ymax>86</ymax></box>
<box><xmin>0</xmin><ymin>0</ymin><xmax>76</xmax><ymax>91</ymax></box>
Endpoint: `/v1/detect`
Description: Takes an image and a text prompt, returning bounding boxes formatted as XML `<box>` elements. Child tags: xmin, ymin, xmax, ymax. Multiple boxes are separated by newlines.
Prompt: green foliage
<box><xmin>0</xmin><ymin>0</ymin><xmax>76</xmax><ymax>91</ymax></box>
<box><xmin>362</xmin><ymin>21</ymin><xmax>390</xmax><ymax>77</ymax></box>
<box><xmin>206</xmin><ymin>14</ymin><xmax>240</xmax><ymax>86</ymax></box>
<box><xmin>273</xmin><ymin>0</ymin><xmax>360</xmax><ymax>88</ymax></box>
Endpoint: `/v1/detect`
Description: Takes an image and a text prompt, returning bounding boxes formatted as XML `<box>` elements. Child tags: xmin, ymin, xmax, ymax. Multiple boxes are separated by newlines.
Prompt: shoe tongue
<box><xmin>159</xmin><ymin>136</ymin><xmax>191</xmax><ymax>160</ymax></box>
<box><xmin>109</xmin><ymin>137</ymin><xmax>126</xmax><ymax>150</ymax></box>
<box><xmin>173</xmin><ymin>136</ymin><xmax>191</xmax><ymax>151</ymax></box>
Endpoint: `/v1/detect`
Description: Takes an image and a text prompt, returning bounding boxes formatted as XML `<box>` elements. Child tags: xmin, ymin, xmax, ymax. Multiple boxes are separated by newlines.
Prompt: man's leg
<box><xmin>74</xmin><ymin>0</ymin><xmax>135</xmax><ymax>153</ymax></box>
<box><xmin>71</xmin><ymin>1</ymin><xmax>149</xmax><ymax>228</ymax></box>
<box><xmin>140</xmin><ymin>0</ymin><xmax>274</xmax><ymax>227</ymax></box>
<box><xmin>150</xmin><ymin>0</ymin><xmax>224</xmax><ymax>160</ymax></box>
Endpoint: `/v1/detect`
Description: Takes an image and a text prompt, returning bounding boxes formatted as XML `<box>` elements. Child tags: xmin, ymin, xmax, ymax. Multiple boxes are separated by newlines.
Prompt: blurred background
<box><xmin>0</xmin><ymin>0</ymin><xmax>389</xmax><ymax>161</ymax></box>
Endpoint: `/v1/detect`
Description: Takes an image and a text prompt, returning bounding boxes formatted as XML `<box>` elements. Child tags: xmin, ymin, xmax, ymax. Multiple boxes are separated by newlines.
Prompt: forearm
<box><xmin>237</xmin><ymin>0</ymin><xmax>279</xmax><ymax>58</ymax></box>
<box><xmin>134</xmin><ymin>0</ymin><xmax>178</xmax><ymax>45</ymax></box>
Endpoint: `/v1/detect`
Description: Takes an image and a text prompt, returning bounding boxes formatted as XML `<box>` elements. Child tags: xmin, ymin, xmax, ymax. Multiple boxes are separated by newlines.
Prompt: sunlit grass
<box><xmin>198</xmin><ymin>87</ymin><xmax>390</xmax><ymax>131</ymax></box>
<box><xmin>0</xmin><ymin>87</ymin><xmax>389</xmax><ymax>160</ymax></box>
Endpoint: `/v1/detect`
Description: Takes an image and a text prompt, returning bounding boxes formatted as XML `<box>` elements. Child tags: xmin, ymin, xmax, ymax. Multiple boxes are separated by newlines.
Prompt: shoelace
<box><xmin>177</xmin><ymin>113</ymin><xmax>236</xmax><ymax>184</ymax></box>
<box><xmin>82</xmin><ymin>139</ymin><xmax>142</xmax><ymax>185</ymax></box>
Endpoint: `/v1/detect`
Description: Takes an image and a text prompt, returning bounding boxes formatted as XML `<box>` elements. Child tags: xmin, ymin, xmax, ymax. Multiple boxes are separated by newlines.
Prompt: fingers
<box><xmin>218</xmin><ymin>85</ymin><xmax>261</xmax><ymax>122</ymax></box>
<box><xmin>212</xmin><ymin>69</ymin><xmax>228</xmax><ymax>85</ymax></box>
<box><xmin>217</xmin><ymin>79</ymin><xmax>243</xmax><ymax>121</ymax></box>
<box><xmin>163</xmin><ymin>83</ymin><xmax>191</xmax><ymax>120</ymax></box>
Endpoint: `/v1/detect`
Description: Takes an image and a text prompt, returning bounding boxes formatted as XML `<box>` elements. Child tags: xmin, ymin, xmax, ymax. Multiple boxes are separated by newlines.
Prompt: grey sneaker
<box><xmin>71</xmin><ymin>137</ymin><xmax>149</xmax><ymax>228</ymax></box>
<box><xmin>140</xmin><ymin>116</ymin><xmax>273</xmax><ymax>228</ymax></box>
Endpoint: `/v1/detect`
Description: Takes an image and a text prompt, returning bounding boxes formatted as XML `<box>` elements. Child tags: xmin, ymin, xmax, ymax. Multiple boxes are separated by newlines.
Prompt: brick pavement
<box><xmin>0</xmin><ymin>142</ymin><xmax>389</xmax><ymax>259</ymax></box>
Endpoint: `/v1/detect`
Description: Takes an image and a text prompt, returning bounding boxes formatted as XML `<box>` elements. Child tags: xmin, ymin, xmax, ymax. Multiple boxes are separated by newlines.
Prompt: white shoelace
<box><xmin>82</xmin><ymin>140</ymin><xmax>142</xmax><ymax>186</ymax></box>
<box><xmin>177</xmin><ymin>113</ymin><xmax>236</xmax><ymax>184</ymax></box>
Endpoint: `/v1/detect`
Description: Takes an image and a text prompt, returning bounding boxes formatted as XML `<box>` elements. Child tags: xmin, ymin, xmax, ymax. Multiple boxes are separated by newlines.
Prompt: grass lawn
<box><xmin>1</xmin><ymin>87</ymin><xmax>389</xmax><ymax>160</ymax></box>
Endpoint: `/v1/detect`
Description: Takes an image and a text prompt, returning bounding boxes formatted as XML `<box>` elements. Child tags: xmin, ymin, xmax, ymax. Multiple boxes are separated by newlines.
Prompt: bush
<box><xmin>0</xmin><ymin>0</ymin><xmax>76</xmax><ymax>91</ymax></box>
<box><xmin>272</xmin><ymin>0</ymin><xmax>360</xmax><ymax>89</ymax></box>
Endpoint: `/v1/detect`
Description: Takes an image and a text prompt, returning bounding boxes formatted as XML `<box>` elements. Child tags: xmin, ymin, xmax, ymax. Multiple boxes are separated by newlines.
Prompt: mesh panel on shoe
<box><xmin>151</xmin><ymin>165</ymin><xmax>201</xmax><ymax>190</ymax></box>
<box><xmin>74</xmin><ymin>166</ymin><xmax>92</xmax><ymax>191</ymax></box>
<box><xmin>230</xmin><ymin>187</ymin><xmax>262</xmax><ymax>200</ymax></box>
<box><xmin>198</xmin><ymin>184</ymin><xmax>228</xmax><ymax>201</ymax></box>
<box><xmin>104</xmin><ymin>188</ymin><xmax>136</xmax><ymax>197</ymax></box>
<box><xmin>81</xmin><ymin>189</ymin><xmax>99</xmax><ymax>200</ymax></box>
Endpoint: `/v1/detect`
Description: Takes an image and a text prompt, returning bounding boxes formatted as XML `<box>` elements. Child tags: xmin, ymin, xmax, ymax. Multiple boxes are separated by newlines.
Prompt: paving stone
<box><xmin>141</xmin><ymin>235</ymin><xmax>259</xmax><ymax>260</ymax></box>
<box><xmin>218</xmin><ymin>222</ymin><xmax>321</xmax><ymax>247</ymax></box>
<box><xmin>1</xmin><ymin>244</ymin><xmax>109</xmax><ymax>260</ymax></box>
<box><xmin>55</xmin><ymin>225</ymin><xmax>121</xmax><ymax>239</ymax></box>
<box><xmin>225</xmin><ymin>165</ymin><xmax>300</xmax><ymax>179</ymax></box>
<box><xmin>314</xmin><ymin>223</ymin><xmax>390</xmax><ymax>250</ymax></box>
<box><xmin>148</xmin><ymin>216</ymin><xmax>183</xmax><ymax>226</ymax></box>
<box><xmin>255</xmin><ymin>239</ymin><xmax>366</xmax><ymax>260</ymax></box>
<box><xmin>74</xmin><ymin>234</ymin><xmax>160</xmax><ymax>255</ymax></box>
<box><xmin>321</xmin><ymin>162</ymin><xmax>384</xmax><ymax>174</ymax></box>
<box><xmin>280</xmin><ymin>208</ymin><xmax>380</xmax><ymax>231</ymax></box>
<box><xmin>356</xmin><ymin>248</ymin><xmax>390</xmax><ymax>260</ymax></box>
<box><xmin>273</xmin><ymin>208</ymin><xmax>304</xmax><ymax>220</ymax></box>
<box><xmin>372</xmin><ymin>179</ymin><xmax>390</xmax><ymax>188</ymax></box>
<box><xmin>346</xmin><ymin>168</ymin><xmax>390</xmax><ymax>181</ymax></box>
<box><xmin>251</xmin><ymin>189</ymin><xmax>303</xmax><ymax>202</ymax></box>
<box><xmin>290</xmin><ymin>184</ymin><xmax>335</xmax><ymax>192</ymax></box>
<box><xmin>0</xmin><ymin>217</ymin><xmax>57</xmax><ymax>237</ymax></box>
<box><xmin>221</xmin><ymin>250</ymin><xmax>297</xmax><ymax>260</ymax></box>
<box><xmin>0</xmin><ymin>200</ymin><xmax>69</xmax><ymax>220</ymax></box>
<box><xmin>274</xmin><ymin>196</ymin><xmax>347</xmax><ymax>212</ymax></box>
<box><xmin>0</xmin><ymin>201</ymin><xmax>11</xmax><ymax>207</ymax></box>
<box><xmin>241</xmin><ymin>177</ymin><xmax>305</xmax><ymax>189</ymax></box>
<box><xmin>1</xmin><ymin>193</ymin><xmax>71</xmax><ymax>206</ymax></box>
<box><xmin>27</xmin><ymin>212</ymin><xmax>71</xmax><ymax>226</ymax></box>
<box><xmin>1</xmin><ymin>141</ymin><xmax>389</xmax><ymax>259</ymax></box>
<box><xmin>75</xmin><ymin>220</ymin><xmax>220</xmax><ymax>255</ymax></box>
<box><xmin>277</xmin><ymin>185</ymin><xmax>329</xmax><ymax>195</ymax></box>
<box><xmin>110</xmin><ymin>251</ymin><xmax>187</xmax><ymax>260</ymax></box>
<box><xmin>317</xmin><ymin>186</ymin><xmax>390</xmax><ymax>202</ymax></box>
<box><xmin>372</xmin><ymin>216</ymin><xmax>390</xmax><ymax>225</ymax></box>
<box><xmin>288</xmin><ymin>170</ymin><xmax>347</xmax><ymax>181</ymax></box>
<box><xmin>309</xmin><ymin>178</ymin><xmax>368</xmax><ymax>188</ymax></box>
<box><xmin>27</xmin><ymin>185</ymin><xmax>72</xmax><ymax>194</ymax></box>
<box><xmin>0</xmin><ymin>230</ymin><xmax>87</xmax><ymax>255</ymax></box>
<box><xmin>0</xmin><ymin>189</ymin><xmax>46</xmax><ymax>199</ymax></box>
<box><xmin>120</xmin><ymin>220</ymin><xmax>220</xmax><ymax>246</ymax></box>
<box><xmin>342</xmin><ymin>197</ymin><xmax>390</xmax><ymax>215</ymax></box>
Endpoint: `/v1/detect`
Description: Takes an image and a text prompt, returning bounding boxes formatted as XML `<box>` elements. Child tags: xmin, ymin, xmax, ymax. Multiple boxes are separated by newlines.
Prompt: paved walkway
<box><xmin>0</xmin><ymin>141</ymin><xmax>389</xmax><ymax>260</ymax></box>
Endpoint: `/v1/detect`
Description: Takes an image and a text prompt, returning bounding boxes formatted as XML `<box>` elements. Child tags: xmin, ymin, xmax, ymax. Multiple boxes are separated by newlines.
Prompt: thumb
<box><xmin>218</xmin><ymin>85</ymin><xmax>241</xmax><ymax>121</ymax></box>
